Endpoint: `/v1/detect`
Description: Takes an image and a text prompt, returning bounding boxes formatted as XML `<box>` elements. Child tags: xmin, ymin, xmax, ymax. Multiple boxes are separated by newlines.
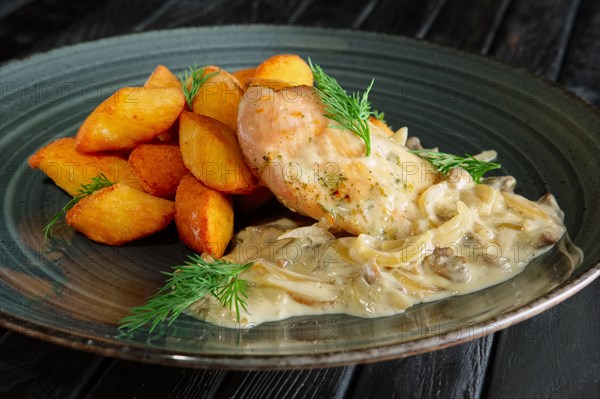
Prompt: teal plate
<box><xmin>1</xmin><ymin>26</ymin><xmax>599</xmax><ymax>369</ymax></box>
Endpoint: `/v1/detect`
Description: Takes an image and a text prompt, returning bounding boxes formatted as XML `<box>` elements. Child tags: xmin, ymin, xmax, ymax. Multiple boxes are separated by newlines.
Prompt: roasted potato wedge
<box><xmin>28</xmin><ymin>137</ymin><xmax>142</xmax><ymax>196</ymax></box>
<box><xmin>76</xmin><ymin>87</ymin><xmax>185</xmax><ymax>152</ymax></box>
<box><xmin>129</xmin><ymin>143</ymin><xmax>189</xmax><ymax>199</ymax></box>
<box><xmin>191</xmin><ymin>66</ymin><xmax>243</xmax><ymax>131</ymax></box>
<box><xmin>254</xmin><ymin>54</ymin><xmax>313</xmax><ymax>87</ymax></box>
<box><xmin>144</xmin><ymin>65</ymin><xmax>182</xmax><ymax>90</ymax></box>
<box><xmin>232</xmin><ymin>67</ymin><xmax>256</xmax><ymax>90</ymax></box>
<box><xmin>66</xmin><ymin>183</ymin><xmax>175</xmax><ymax>246</ymax></box>
<box><xmin>175</xmin><ymin>174</ymin><xmax>234</xmax><ymax>258</ymax></box>
<box><xmin>179</xmin><ymin>111</ymin><xmax>258</xmax><ymax>194</ymax></box>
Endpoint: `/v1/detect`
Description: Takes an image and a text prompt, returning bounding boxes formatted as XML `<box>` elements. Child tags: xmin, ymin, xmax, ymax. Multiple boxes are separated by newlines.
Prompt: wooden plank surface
<box><xmin>491</xmin><ymin>0</ymin><xmax>582</xmax><ymax>80</ymax></box>
<box><xmin>0</xmin><ymin>0</ymin><xmax>598</xmax><ymax>398</ymax></box>
<box><xmin>0</xmin><ymin>0</ymin><xmax>105</xmax><ymax>62</ymax></box>
<box><xmin>559</xmin><ymin>0</ymin><xmax>600</xmax><ymax>105</ymax></box>
<box><xmin>424</xmin><ymin>0</ymin><xmax>512</xmax><ymax>53</ymax></box>
<box><xmin>86</xmin><ymin>360</ymin><xmax>225</xmax><ymax>399</ymax></box>
<box><xmin>351</xmin><ymin>336</ymin><xmax>494</xmax><ymax>399</ymax></box>
<box><xmin>214</xmin><ymin>366</ymin><xmax>356</xmax><ymax>399</ymax></box>
<box><xmin>485</xmin><ymin>278</ymin><xmax>600</xmax><ymax>399</ymax></box>
<box><xmin>0</xmin><ymin>331</ymin><xmax>110</xmax><ymax>398</ymax></box>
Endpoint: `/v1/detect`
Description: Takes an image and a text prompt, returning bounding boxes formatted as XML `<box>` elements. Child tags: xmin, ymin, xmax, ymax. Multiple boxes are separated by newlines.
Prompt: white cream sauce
<box><xmin>188</xmin><ymin>175</ymin><xmax>568</xmax><ymax>328</ymax></box>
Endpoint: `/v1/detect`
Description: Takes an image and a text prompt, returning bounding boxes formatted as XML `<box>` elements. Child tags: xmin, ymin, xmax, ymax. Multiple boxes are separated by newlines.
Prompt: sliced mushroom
<box><xmin>481</xmin><ymin>176</ymin><xmax>517</xmax><ymax>192</ymax></box>
<box><xmin>362</xmin><ymin>258</ymin><xmax>381</xmax><ymax>285</ymax></box>
<box><xmin>423</xmin><ymin>247</ymin><xmax>471</xmax><ymax>283</ymax></box>
<box><xmin>405</xmin><ymin>136</ymin><xmax>424</xmax><ymax>150</ymax></box>
<box><xmin>446</xmin><ymin>167</ymin><xmax>474</xmax><ymax>190</ymax></box>
<box><xmin>277</xmin><ymin>225</ymin><xmax>336</xmax><ymax>246</ymax></box>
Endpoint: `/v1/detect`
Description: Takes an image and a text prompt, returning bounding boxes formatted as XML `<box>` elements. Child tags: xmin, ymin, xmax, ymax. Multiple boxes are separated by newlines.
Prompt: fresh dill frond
<box><xmin>411</xmin><ymin>150</ymin><xmax>501</xmax><ymax>183</ymax></box>
<box><xmin>372</xmin><ymin>109</ymin><xmax>386</xmax><ymax>122</ymax></box>
<box><xmin>119</xmin><ymin>255</ymin><xmax>253</xmax><ymax>333</ymax></box>
<box><xmin>179</xmin><ymin>65</ymin><xmax>220</xmax><ymax>108</ymax></box>
<box><xmin>43</xmin><ymin>173</ymin><xmax>114</xmax><ymax>241</ymax></box>
<box><xmin>308</xmin><ymin>58</ymin><xmax>374</xmax><ymax>156</ymax></box>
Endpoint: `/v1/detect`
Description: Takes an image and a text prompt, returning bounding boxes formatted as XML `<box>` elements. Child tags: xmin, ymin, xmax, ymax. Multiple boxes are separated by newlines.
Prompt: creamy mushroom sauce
<box><xmin>188</xmin><ymin>174</ymin><xmax>570</xmax><ymax>328</ymax></box>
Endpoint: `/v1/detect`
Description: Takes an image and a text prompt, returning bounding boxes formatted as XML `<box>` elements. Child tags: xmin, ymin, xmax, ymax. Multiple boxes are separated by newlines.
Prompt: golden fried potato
<box><xmin>232</xmin><ymin>67</ymin><xmax>256</xmax><ymax>90</ymax></box>
<box><xmin>76</xmin><ymin>87</ymin><xmax>185</xmax><ymax>152</ymax></box>
<box><xmin>129</xmin><ymin>143</ymin><xmax>189</xmax><ymax>199</ymax></box>
<box><xmin>28</xmin><ymin>137</ymin><xmax>142</xmax><ymax>196</ymax></box>
<box><xmin>254</xmin><ymin>54</ymin><xmax>313</xmax><ymax>87</ymax></box>
<box><xmin>179</xmin><ymin>111</ymin><xmax>258</xmax><ymax>194</ymax></box>
<box><xmin>246</xmin><ymin>78</ymin><xmax>296</xmax><ymax>91</ymax></box>
<box><xmin>66</xmin><ymin>183</ymin><xmax>175</xmax><ymax>246</ymax></box>
<box><xmin>144</xmin><ymin>65</ymin><xmax>182</xmax><ymax>90</ymax></box>
<box><xmin>234</xmin><ymin>186</ymin><xmax>274</xmax><ymax>212</ymax></box>
<box><xmin>191</xmin><ymin>66</ymin><xmax>243</xmax><ymax>131</ymax></box>
<box><xmin>175</xmin><ymin>174</ymin><xmax>234</xmax><ymax>258</ymax></box>
<box><xmin>369</xmin><ymin>116</ymin><xmax>394</xmax><ymax>137</ymax></box>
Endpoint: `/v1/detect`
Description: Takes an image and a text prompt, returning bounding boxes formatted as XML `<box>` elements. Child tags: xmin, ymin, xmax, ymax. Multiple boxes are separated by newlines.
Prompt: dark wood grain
<box><xmin>351</xmin><ymin>336</ymin><xmax>494</xmax><ymax>399</ymax></box>
<box><xmin>559</xmin><ymin>0</ymin><xmax>600</xmax><ymax>105</ymax></box>
<box><xmin>424</xmin><ymin>0</ymin><xmax>512</xmax><ymax>53</ymax></box>
<box><xmin>484</xmin><ymin>279</ymin><xmax>600</xmax><ymax>399</ymax></box>
<box><xmin>491</xmin><ymin>0</ymin><xmax>582</xmax><ymax>80</ymax></box>
<box><xmin>0</xmin><ymin>1</ymin><xmax>598</xmax><ymax>398</ymax></box>
<box><xmin>215</xmin><ymin>366</ymin><xmax>356</xmax><ymax>399</ymax></box>
<box><xmin>0</xmin><ymin>0</ymin><xmax>105</xmax><ymax>63</ymax></box>
<box><xmin>0</xmin><ymin>331</ymin><xmax>110</xmax><ymax>398</ymax></box>
<box><xmin>86</xmin><ymin>361</ymin><xmax>225</xmax><ymax>399</ymax></box>
<box><xmin>294</xmin><ymin>0</ymin><xmax>376</xmax><ymax>28</ymax></box>
<box><xmin>30</xmin><ymin>0</ymin><xmax>317</xmax><ymax>54</ymax></box>
<box><xmin>361</xmin><ymin>0</ymin><xmax>445</xmax><ymax>36</ymax></box>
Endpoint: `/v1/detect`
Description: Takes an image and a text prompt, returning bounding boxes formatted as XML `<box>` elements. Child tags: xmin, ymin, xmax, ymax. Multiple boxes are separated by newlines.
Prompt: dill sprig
<box><xmin>119</xmin><ymin>255</ymin><xmax>253</xmax><ymax>333</ymax></box>
<box><xmin>43</xmin><ymin>173</ymin><xmax>114</xmax><ymax>241</ymax></box>
<box><xmin>411</xmin><ymin>150</ymin><xmax>501</xmax><ymax>183</ymax></box>
<box><xmin>372</xmin><ymin>110</ymin><xmax>386</xmax><ymax>122</ymax></box>
<box><xmin>179</xmin><ymin>65</ymin><xmax>220</xmax><ymax>108</ymax></box>
<box><xmin>308</xmin><ymin>59</ymin><xmax>374</xmax><ymax>156</ymax></box>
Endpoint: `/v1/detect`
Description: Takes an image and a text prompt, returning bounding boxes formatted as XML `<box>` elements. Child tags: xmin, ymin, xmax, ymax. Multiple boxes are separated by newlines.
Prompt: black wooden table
<box><xmin>1</xmin><ymin>1</ymin><xmax>599</xmax><ymax>398</ymax></box>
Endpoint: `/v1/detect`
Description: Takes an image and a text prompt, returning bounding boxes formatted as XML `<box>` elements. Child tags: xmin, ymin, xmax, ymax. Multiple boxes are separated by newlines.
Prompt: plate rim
<box><xmin>1</xmin><ymin>25</ymin><xmax>599</xmax><ymax>369</ymax></box>
<box><xmin>1</xmin><ymin>265</ymin><xmax>597</xmax><ymax>369</ymax></box>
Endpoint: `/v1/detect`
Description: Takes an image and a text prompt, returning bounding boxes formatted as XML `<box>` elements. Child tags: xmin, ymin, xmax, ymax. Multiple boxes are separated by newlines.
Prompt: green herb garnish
<box><xmin>309</xmin><ymin>59</ymin><xmax>375</xmax><ymax>156</ymax></box>
<box><xmin>119</xmin><ymin>255</ymin><xmax>253</xmax><ymax>332</ymax></box>
<box><xmin>179</xmin><ymin>65</ymin><xmax>220</xmax><ymax>108</ymax></box>
<box><xmin>43</xmin><ymin>173</ymin><xmax>114</xmax><ymax>241</ymax></box>
<box><xmin>411</xmin><ymin>150</ymin><xmax>501</xmax><ymax>183</ymax></box>
<box><xmin>372</xmin><ymin>109</ymin><xmax>386</xmax><ymax>122</ymax></box>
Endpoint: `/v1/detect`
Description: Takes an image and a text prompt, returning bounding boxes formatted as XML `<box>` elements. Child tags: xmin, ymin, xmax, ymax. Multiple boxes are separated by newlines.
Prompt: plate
<box><xmin>1</xmin><ymin>26</ymin><xmax>599</xmax><ymax>369</ymax></box>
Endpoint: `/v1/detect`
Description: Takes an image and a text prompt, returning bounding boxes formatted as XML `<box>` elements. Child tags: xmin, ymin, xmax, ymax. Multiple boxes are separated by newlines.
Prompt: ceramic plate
<box><xmin>1</xmin><ymin>26</ymin><xmax>598</xmax><ymax>369</ymax></box>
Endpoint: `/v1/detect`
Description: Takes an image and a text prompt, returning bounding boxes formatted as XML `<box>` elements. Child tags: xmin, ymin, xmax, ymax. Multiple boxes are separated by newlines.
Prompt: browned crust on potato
<box><xmin>174</xmin><ymin>174</ymin><xmax>234</xmax><ymax>258</ymax></box>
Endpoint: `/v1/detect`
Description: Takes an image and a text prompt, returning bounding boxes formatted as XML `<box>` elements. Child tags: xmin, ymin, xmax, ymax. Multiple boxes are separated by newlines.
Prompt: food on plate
<box><xmin>26</xmin><ymin>55</ymin><xmax>572</xmax><ymax>333</ymax></box>
<box><xmin>28</xmin><ymin>137</ymin><xmax>142</xmax><ymax>196</ymax></box>
<box><xmin>76</xmin><ymin>87</ymin><xmax>185</xmax><ymax>152</ymax></box>
<box><xmin>129</xmin><ymin>143</ymin><xmax>188</xmax><ymax>199</ymax></box>
<box><xmin>179</xmin><ymin>111</ymin><xmax>258</xmax><ymax>194</ymax></box>
<box><xmin>237</xmin><ymin>84</ymin><xmax>438</xmax><ymax>239</ymax></box>
<box><xmin>191</xmin><ymin>66</ymin><xmax>244</xmax><ymax>130</ymax></box>
<box><xmin>175</xmin><ymin>174</ymin><xmax>234</xmax><ymax>258</ymax></box>
<box><xmin>254</xmin><ymin>54</ymin><xmax>313</xmax><ymax>86</ymax></box>
<box><xmin>65</xmin><ymin>183</ymin><xmax>175</xmax><ymax>246</ymax></box>
<box><xmin>144</xmin><ymin>65</ymin><xmax>182</xmax><ymax>90</ymax></box>
<box><xmin>232</xmin><ymin>67</ymin><xmax>256</xmax><ymax>89</ymax></box>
